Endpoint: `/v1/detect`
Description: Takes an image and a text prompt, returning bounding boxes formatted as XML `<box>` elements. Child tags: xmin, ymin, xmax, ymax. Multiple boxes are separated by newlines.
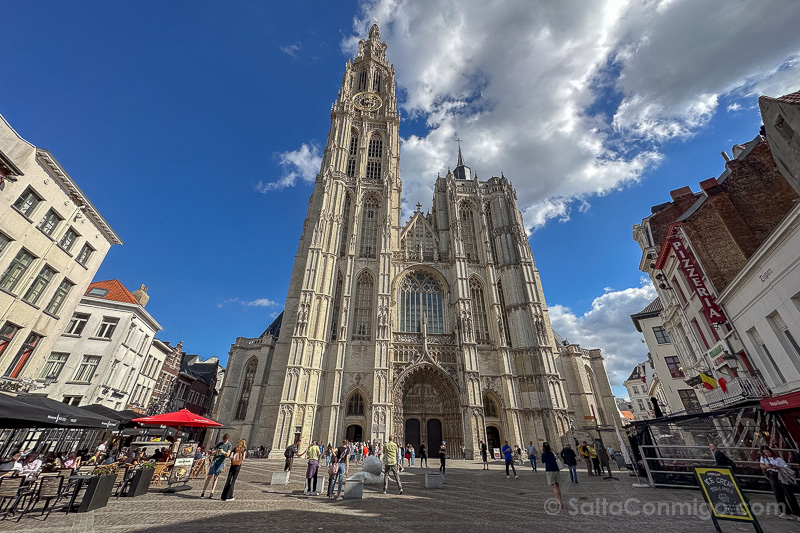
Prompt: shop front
<box><xmin>760</xmin><ymin>390</ymin><xmax>800</xmax><ymax>446</ymax></box>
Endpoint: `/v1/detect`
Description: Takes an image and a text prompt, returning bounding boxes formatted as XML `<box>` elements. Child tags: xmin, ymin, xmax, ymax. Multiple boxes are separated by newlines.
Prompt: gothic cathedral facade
<box><xmin>214</xmin><ymin>25</ymin><xmax>617</xmax><ymax>456</ymax></box>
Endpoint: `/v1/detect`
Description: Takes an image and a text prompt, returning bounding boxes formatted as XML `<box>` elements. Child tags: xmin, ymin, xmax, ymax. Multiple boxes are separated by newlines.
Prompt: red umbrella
<box><xmin>132</xmin><ymin>408</ymin><xmax>222</xmax><ymax>428</ymax></box>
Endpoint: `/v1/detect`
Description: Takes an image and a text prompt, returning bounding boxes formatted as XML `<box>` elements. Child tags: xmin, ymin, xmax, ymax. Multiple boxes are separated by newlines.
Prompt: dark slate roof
<box><xmin>627</xmin><ymin>364</ymin><xmax>645</xmax><ymax>382</ymax></box>
<box><xmin>261</xmin><ymin>311</ymin><xmax>284</xmax><ymax>338</ymax></box>
<box><xmin>630</xmin><ymin>297</ymin><xmax>663</xmax><ymax>332</ymax></box>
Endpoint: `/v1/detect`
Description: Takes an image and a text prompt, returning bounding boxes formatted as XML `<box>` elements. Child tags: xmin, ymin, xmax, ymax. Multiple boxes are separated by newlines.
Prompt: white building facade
<box><xmin>37</xmin><ymin>280</ymin><xmax>161</xmax><ymax>408</ymax></box>
<box><xmin>0</xmin><ymin>115</ymin><xmax>122</xmax><ymax>389</ymax></box>
<box><xmin>631</xmin><ymin>298</ymin><xmax>701</xmax><ymax>416</ymax></box>
<box><xmin>128</xmin><ymin>338</ymin><xmax>170</xmax><ymax>413</ymax></box>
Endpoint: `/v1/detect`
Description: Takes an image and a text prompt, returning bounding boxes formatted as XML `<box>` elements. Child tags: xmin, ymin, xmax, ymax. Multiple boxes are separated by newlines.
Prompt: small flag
<box><xmin>699</xmin><ymin>372</ymin><xmax>717</xmax><ymax>390</ymax></box>
<box><xmin>718</xmin><ymin>377</ymin><xmax>727</xmax><ymax>393</ymax></box>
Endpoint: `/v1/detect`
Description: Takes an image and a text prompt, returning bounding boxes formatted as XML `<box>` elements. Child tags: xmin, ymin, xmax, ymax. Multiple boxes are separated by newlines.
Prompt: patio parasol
<box><xmin>131</xmin><ymin>409</ymin><xmax>222</xmax><ymax>492</ymax></box>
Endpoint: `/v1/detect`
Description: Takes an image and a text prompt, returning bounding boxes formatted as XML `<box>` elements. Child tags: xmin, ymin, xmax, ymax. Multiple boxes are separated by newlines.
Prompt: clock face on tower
<box><xmin>353</xmin><ymin>91</ymin><xmax>382</xmax><ymax>111</ymax></box>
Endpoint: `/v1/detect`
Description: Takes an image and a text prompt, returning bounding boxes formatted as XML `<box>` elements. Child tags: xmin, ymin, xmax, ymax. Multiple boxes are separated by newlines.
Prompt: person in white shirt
<box><xmin>21</xmin><ymin>452</ymin><xmax>42</xmax><ymax>480</ymax></box>
<box><xmin>97</xmin><ymin>441</ymin><xmax>108</xmax><ymax>454</ymax></box>
<box><xmin>759</xmin><ymin>445</ymin><xmax>800</xmax><ymax>520</ymax></box>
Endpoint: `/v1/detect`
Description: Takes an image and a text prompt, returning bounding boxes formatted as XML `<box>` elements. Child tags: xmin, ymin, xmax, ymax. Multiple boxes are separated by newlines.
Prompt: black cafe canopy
<box><xmin>81</xmin><ymin>404</ymin><xmax>140</xmax><ymax>426</ymax></box>
<box><xmin>0</xmin><ymin>394</ymin><xmax>119</xmax><ymax>429</ymax></box>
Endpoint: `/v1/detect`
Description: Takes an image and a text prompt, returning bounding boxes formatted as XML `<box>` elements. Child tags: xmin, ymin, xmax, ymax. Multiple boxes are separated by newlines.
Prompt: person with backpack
<box><xmin>221</xmin><ymin>439</ymin><xmax>247</xmax><ymax>501</ymax></box>
<box><xmin>480</xmin><ymin>440</ymin><xmax>489</xmax><ymax>470</ymax></box>
<box><xmin>284</xmin><ymin>439</ymin><xmax>303</xmax><ymax>472</ymax></box>
<box><xmin>201</xmin><ymin>433</ymin><xmax>232</xmax><ymax>498</ymax></box>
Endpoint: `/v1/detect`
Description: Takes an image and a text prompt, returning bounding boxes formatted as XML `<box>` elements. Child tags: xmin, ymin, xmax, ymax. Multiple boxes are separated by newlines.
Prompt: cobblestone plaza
<box><xmin>4</xmin><ymin>459</ymin><xmax>796</xmax><ymax>533</ymax></box>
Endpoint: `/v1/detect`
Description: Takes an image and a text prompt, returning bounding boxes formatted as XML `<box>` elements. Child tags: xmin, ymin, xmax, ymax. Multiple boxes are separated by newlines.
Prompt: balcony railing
<box><xmin>703</xmin><ymin>375</ymin><xmax>770</xmax><ymax>407</ymax></box>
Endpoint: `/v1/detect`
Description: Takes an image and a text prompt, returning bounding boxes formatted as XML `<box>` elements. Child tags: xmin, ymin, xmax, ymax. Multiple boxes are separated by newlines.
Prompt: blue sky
<box><xmin>3</xmin><ymin>1</ymin><xmax>799</xmax><ymax>397</ymax></box>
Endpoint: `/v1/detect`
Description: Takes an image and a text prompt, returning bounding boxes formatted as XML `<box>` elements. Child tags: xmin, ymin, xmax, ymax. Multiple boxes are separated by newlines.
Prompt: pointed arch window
<box><xmin>366</xmin><ymin>134</ymin><xmax>382</xmax><ymax>180</ymax></box>
<box><xmin>460</xmin><ymin>202</ymin><xmax>479</xmax><ymax>262</ymax></box>
<box><xmin>497</xmin><ymin>280</ymin><xmax>512</xmax><ymax>346</ymax></box>
<box><xmin>358</xmin><ymin>69</ymin><xmax>367</xmax><ymax>92</ymax></box>
<box><xmin>339</xmin><ymin>195</ymin><xmax>351</xmax><ymax>257</ymax></box>
<box><xmin>330</xmin><ymin>273</ymin><xmax>343</xmax><ymax>340</ymax></box>
<box><xmin>234</xmin><ymin>357</ymin><xmax>258</xmax><ymax>420</ymax></box>
<box><xmin>483</xmin><ymin>394</ymin><xmax>499</xmax><ymax>418</ymax></box>
<box><xmin>352</xmin><ymin>271</ymin><xmax>374</xmax><ymax>341</ymax></box>
<box><xmin>359</xmin><ymin>196</ymin><xmax>379</xmax><ymax>258</ymax></box>
<box><xmin>373</xmin><ymin>70</ymin><xmax>382</xmax><ymax>93</ymax></box>
<box><xmin>346</xmin><ymin>131</ymin><xmax>358</xmax><ymax>178</ymax></box>
<box><xmin>469</xmin><ymin>277</ymin><xmax>490</xmax><ymax>344</ymax></box>
<box><xmin>485</xmin><ymin>203</ymin><xmax>498</xmax><ymax>262</ymax></box>
<box><xmin>347</xmin><ymin>392</ymin><xmax>365</xmax><ymax>416</ymax></box>
<box><xmin>399</xmin><ymin>271</ymin><xmax>444</xmax><ymax>334</ymax></box>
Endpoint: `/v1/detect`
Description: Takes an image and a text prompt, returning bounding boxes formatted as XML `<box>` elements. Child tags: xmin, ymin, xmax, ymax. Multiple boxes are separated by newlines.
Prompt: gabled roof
<box><xmin>85</xmin><ymin>280</ymin><xmax>140</xmax><ymax>305</ymax></box>
<box><xmin>630</xmin><ymin>297</ymin><xmax>663</xmax><ymax>332</ymax></box>
<box><xmin>261</xmin><ymin>311</ymin><xmax>284</xmax><ymax>338</ymax></box>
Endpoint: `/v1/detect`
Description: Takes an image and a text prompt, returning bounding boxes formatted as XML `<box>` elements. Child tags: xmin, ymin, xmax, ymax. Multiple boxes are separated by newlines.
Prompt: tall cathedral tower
<box><xmin>216</xmin><ymin>24</ymin><xmax>618</xmax><ymax>457</ymax></box>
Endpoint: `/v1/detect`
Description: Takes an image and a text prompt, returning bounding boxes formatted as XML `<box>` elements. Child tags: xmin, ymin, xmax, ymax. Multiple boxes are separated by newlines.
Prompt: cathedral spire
<box><xmin>453</xmin><ymin>138</ymin><xmax>472</xmax><ymax>180</ymax></box>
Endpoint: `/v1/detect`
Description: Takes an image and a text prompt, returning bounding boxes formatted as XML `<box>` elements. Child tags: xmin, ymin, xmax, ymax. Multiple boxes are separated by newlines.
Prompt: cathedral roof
<box><xmin>261</xmin><ymin>311</ymin><xmax>284</xmax><ymax>338</ymax></box>
<box><xmin>552</xmin><ymin>330</ymin><xmax>568</xmax><ymax>346</ymax></box>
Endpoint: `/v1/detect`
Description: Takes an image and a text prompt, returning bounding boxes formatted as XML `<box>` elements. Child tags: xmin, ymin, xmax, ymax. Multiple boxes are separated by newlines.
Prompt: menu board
<box><xmin>493</xmin><ymin>448</ymin><xmax>501</xmax><ymax>460</ymax></box>
<box><xmin>694</xmin><ymin>467</ymin><xmax>753</xmax><ymax>521</ymax></box>
<box><xmin>169</xmin><ymin>441</ymin><xmax>197</xmax><ymax>485</ymax></box>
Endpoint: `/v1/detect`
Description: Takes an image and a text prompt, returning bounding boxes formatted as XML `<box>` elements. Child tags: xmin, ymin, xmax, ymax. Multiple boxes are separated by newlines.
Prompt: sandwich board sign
<box><xmin>693</xmin><ymin>466</ymin><xmax>763</xmax><ymax>533</ymax></box>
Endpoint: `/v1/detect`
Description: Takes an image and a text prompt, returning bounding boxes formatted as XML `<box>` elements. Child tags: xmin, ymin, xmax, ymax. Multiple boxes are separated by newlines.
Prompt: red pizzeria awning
<box><xmin>132</xmin><ymin>409</ymin><xmax>222</xmax><ymax>428</ymax></box>
<box><xmin>760</xmin><ymin>391</ymin><xmax>800</xmax><ymax>412</ymax></box>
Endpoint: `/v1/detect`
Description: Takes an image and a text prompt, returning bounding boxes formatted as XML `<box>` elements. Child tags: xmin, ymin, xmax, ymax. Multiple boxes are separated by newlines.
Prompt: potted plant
<box><xmin>125</xmin><ymin>461</ymin><xmax>156</xmax><ymax>497</ymax></box>
<box><xmin>77</xmin><ymin>466</ymin><xmax>116</xmax><ymax>512</ymax></box>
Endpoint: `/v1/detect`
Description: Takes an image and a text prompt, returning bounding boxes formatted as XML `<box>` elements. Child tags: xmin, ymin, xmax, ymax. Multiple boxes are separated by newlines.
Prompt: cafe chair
<box><xmin>112</xmin><ymin>466</ymin><xmax>130</xmax><ymax>498</ymax></box>
<box><xmin>14</xmin><ymin>475</ymin><xmax>67</xmax><ymax>522</ymax></box>
<box><xmin>0</xmin><ymin>477</ymin><xmax>25</xmax><ymax>520</ymax></box>
<box><xmin>150</xmin><ymin>463</ymin><xmax>168</xmax><ymax>487</ymax></box>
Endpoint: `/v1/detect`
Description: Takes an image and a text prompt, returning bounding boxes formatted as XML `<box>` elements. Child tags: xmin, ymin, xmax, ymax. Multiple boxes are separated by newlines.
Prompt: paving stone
<box><xmin>2</xmin><ymin>459</ymin><xmax>796</xmax><ymax>532</ymax></box>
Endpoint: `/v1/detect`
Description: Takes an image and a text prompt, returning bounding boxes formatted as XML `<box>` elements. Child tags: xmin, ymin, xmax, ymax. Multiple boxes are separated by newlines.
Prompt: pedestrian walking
<box><xmin>589</xmin><ymin>444</ymin><xmax>602</xmax><ymax>476</ymax></box>
<box><xmin>408</xmin><ymin>444</ymin><xmax>415</xmax><ymax>467</ymax></box>
<box><xmin>501</xmin><ymin>441</ymin><xmax>518</xmax><ymax>479</ymax></box>
<box><xmin>399</xmin><ymin>444</ymin><xmax>405</xmax><ymax>466</ymax></box>
<box><xmin>201</xmin><ymin>433</ymin><xmax>232</xmax><ymax>498</ymax></box>
<box><xmin>709</xmin><ymin>443</ymin><xmax>736</xmax><ymax>471</ymax></box>
<box><xmin>304</xmin><ymin>440</ymin><xmax>321</xmax><ymax>495</ymax></box>
<box><xmin>542</xmin><ymin>442</ymin><xmax>563</xmax><ymax>509</ymax></box>
<box><xmin>461</xmin><ymin>444</ymin><xmax>466</xmax><ymax>460</ymax></box>
<box><xmin>327</xmin><ymin>439</ymin><xmax>349</xmax><ymax>500</ymax></box>
<box><xmin>221</xmin><ymin>439</ymin><xmax>247</xmax><ymax>501</ymax></box>
<box><xmin>560</xmin><ymin>444</ymin><xmax>578</xmax><ymax>483</ymax></box>
<box><xmin>579</xmin><ymin>441</ymin><xmax>593</xmax><ymax>476</ymax></box>
<box><xmin>527</xmin><ymin>441</ymin><xmax>538</xmax><ymax>472</ymax></box>
<box><xmin>325</xmin><ymin>443</ymin><xmax>332</xmax><ymax>466</ymax></box>
<box><xmin>382</xmin><ymin>435</ymin><xmax>403</xmax><ymax>495</ymax></box>
<box><xmin>284</xmin><ymin>439</ymin><xmax>303</xmax><ymax>472</ymax></box>
<box><xmin>515</xmin><ymin>444</ymin><xmax>524</xmax><ymax>466</ymax></box>
<box><xmin>439</xmin><ymin>441</ymin><xmax>447</xmax><ymax>475</ymax></box>
<box><xmin>759</xmin><ymin>445</ymin><xmax>800</xmax><ymax>520</ymax></box>
<box><xmin>480</xmin><ymin>440</ymin><xmax>489</xmax><ymax>470</ymax></box>
<box><xmin>419</xmin><ymin>444</ymin><xmax>428</xmax><ymax>467</ymax></box>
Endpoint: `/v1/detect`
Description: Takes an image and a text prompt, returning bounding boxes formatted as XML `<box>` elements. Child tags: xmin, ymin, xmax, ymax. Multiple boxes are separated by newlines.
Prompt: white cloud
<box><xmin>280</xmin><ymin>43</ymin><xmax>302</xmax><ymax>58</ymax></box>
<box><xmin>548</xmin><ymin>278</ymin><xmax>657</xmax><ymax>388</ymax></box>
<box><xmin>326</xmin><ymin>0</ymin><xmax>800</xmax><ymax>231</ymax></box>
<box><xmin>256</xmin><ymin>143</ymin><xmax>322</xmax><ymax>192</ymax></box>
<box><xmin>218</xmin><ymin>297</ymin><xmax>279</xmax><ymax>308</ymax></box>
<box><xmin>727</xmin><ymin>103</ymin><xmax>742</xmax><ymax>112</ymax></box>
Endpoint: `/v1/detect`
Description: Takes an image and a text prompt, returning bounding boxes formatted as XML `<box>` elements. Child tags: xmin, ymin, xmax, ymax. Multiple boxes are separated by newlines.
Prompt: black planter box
<box><xmin>125</xmin><ymin>468</ymin><xmax>155</xmax><ymax>497</ymax></box>
<box><xmin>77</xmin><ymin>474</ymin><xmax>115</xmax><ymax>512</ymax></box>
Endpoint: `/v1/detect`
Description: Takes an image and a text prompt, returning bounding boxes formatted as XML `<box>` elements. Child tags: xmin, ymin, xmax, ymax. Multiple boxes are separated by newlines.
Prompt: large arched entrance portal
<box><xmin>393</xmin><ymin>363</ymin><xmax>462</xmax><ymax>455</ymax></box>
